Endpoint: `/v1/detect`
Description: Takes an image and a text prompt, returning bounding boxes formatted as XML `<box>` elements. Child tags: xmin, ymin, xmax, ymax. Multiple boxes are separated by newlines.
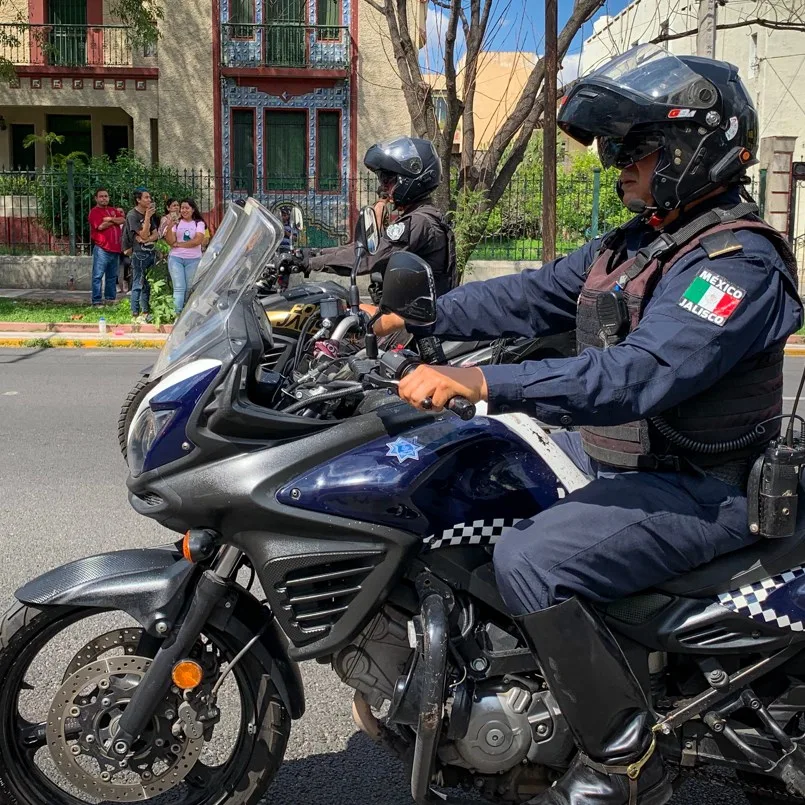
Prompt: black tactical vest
<box><xmin>576</xmin><ymin>204</ymin><xmax>799</xmax><ymax>470</ymax></box>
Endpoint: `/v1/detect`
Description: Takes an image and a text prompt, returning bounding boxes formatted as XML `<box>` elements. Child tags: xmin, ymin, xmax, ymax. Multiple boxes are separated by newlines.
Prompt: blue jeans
<box><xmin>493</xmin><ymin>431</ymin><xmax>758</xmax><ymax>614</ymax></box>
<box><xmin>167</xmin><ymin>255</ymin><xmax>200</xmax><ymax>313</ymax></box>
<box><xmin>130</xmin><ymin>250</ymin><xmax>154</xmax><ymax>316</ymax></box>
<box><xmin>91</xmin><ymin>246</ymin><xmax>119</xmax><ymax>304</ymax></box>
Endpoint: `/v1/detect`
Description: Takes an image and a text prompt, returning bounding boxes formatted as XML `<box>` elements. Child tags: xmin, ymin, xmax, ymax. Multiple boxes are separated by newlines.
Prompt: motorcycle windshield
<box><xmin>150</xmin><ymin>198</ymin><xmax>283</xmax><ymax>380</ymax></box>
<box><xmin>190</xmin><ymin>200</ymin><xmax>246</xmax><ymax>291</ymax></box>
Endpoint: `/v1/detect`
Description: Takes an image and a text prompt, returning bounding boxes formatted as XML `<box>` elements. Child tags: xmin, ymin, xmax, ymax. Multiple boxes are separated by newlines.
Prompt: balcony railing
<box><xmin>0</xmin><ymin>23</ymin><xmax>138</xmax><ymax>68</ymax></box>
<box><xmin>221</xmin><ymin>23</ymin><xmax>350</xmax><ymax>70</ymax></box>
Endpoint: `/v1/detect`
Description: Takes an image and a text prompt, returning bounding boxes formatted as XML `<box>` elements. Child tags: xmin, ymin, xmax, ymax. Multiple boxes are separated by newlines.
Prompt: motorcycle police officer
<box><xmin>372</xmin><ymin>46</ymin><xmax>803</xmax><ymax>804</ymax></box>
<box><xmin>298</xmin><ymin>136</ymin><xmax>457</xmax><ymax>296</ymax></box>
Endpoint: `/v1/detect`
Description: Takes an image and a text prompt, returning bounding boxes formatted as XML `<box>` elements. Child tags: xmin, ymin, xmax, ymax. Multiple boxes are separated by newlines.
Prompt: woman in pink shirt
<box><xmin>164</xmin><ymin>198</ymin><xmax>206</xmax><ymax>313</ymax></box>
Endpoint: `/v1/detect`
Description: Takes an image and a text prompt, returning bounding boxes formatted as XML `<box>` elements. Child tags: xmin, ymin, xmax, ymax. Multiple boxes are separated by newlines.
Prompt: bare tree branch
<box><xmin>479</xmin><ymin>0</ymin><xmax>603</xmax><ymax>186</ymax></box>
<box><xmin>651</xmin><ymin>16</ymin><xmax>805</xmax><ymax>43</ymax></box>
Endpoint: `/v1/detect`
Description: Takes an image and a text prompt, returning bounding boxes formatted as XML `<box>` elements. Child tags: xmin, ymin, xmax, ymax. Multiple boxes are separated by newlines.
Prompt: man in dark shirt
<box><xmin>301</xmin><ymin>137</ymin><xmax>457</xmax><ymax>297</ymax></box>
<box><xmin>122</xmin><ymin>188</ymin><xmax>159</xmax><ymax>322</ymax></box>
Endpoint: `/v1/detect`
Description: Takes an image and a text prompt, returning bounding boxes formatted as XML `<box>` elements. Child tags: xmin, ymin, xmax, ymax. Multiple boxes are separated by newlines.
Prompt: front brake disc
<box><xmin>63</xmin><ymin>628</ymin><xmax>144</xmax><ymax>680</ymax></box>
<box><xmin>47</xmin><ymin>655</ymin><xmax>203</xmax><ymax>802</ymax></box>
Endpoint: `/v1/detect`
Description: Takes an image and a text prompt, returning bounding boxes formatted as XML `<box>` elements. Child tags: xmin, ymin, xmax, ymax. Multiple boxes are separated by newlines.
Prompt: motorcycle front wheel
<box><xmin>0</xmin><ymin>602</ymin><xmax>290</xmax><ymax>805</ymax></box>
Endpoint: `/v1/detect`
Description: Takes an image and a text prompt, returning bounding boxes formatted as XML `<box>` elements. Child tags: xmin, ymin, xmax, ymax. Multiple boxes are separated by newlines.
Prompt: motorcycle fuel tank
<box><xmin>276</xmin><ymin>415</ymin><xmax>568</xmax><ymax>539</ymax></box>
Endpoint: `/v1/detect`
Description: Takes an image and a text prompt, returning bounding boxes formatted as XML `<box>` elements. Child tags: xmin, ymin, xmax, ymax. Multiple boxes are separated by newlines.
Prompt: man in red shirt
<box><xmin>88</xmin><ymin>187</ymin><xmax>125</xmax><ymax>306</ymax></box>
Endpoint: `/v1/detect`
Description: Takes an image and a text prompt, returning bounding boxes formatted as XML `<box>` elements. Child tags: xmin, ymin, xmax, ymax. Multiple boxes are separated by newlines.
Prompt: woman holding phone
<box><xmin>164</xmin><ymin>198</ymin><xmax>206</xmax><ymax>314</ymax></box>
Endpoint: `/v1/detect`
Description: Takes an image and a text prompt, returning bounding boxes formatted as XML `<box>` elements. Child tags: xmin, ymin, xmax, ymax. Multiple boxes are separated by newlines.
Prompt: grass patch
<box><xmin>0</xmin><ymin>298</ymin><xmax>132</xmax><ymax>324</ymax></box>
<box><xmin>22</xmin><ymin>337</ymin><xmax>53</xmax><ymax>348</ymax></box>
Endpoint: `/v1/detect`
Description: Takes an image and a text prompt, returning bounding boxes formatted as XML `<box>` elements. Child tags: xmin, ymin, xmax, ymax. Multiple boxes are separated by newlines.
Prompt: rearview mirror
<box><xmin>354</xmin><ymin>206</ymin><xmax>379</xmax><ymax>255</ymax></box>
<box><xmin>380</xmin><ymin>252</ymin><xmax>437</xmax><ymax>325</ymax></box>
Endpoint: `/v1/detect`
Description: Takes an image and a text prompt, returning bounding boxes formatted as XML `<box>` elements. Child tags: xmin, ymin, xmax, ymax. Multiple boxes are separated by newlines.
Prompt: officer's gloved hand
<box><xmin>275</xmin><ymin>249</ymin><xmax>311</xmax><ymax>278</ymax></box>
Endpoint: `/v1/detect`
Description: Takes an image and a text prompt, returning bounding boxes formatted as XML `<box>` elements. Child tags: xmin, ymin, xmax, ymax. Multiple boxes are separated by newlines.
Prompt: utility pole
<box><xmin>542</xmin><ymin>0</ymin><xmax>558</xmax><ymax>262</ymax></box>
<box><xmin>697</xmin><ymin>0</ymin><xmax>717</xmax><ymax>57</ymax></box>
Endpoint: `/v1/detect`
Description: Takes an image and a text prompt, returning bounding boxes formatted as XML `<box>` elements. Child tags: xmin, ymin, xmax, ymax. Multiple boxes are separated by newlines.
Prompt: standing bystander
<box><xmin>122</xmin><ymin>188</ymin><xmax>159</xmax><ymax>322</ymax></box>
<box><xmin>88</xmin><ymin>188</ymin><xmax>125</xmax><ymax>306</ymax></box>
<box><xmin>164</xmin><ymin>198</ymin><xmax>206</xmax><ymax>314</ymax></box>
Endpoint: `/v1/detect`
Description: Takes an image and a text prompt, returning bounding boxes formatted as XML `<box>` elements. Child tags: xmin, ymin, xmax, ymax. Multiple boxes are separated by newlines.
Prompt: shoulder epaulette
<box><xmin>700</xmin><ymin>230</ymin><xmax>744</xmax><ymax>259</ymax></box>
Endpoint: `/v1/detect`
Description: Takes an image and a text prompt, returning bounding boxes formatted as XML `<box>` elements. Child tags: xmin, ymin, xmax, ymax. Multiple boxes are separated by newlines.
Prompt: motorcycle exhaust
<box><xmin>410</xmin><ymin>586</ymin><xmax>449</xmax><ymax>805</ymax></box>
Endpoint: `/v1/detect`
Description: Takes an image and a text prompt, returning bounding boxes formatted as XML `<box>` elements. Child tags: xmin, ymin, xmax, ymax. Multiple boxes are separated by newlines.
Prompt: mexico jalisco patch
<box><xmin>678</xmin><ymin>269</ymin><xmax>745</xmax><ymax>326</ymax></box>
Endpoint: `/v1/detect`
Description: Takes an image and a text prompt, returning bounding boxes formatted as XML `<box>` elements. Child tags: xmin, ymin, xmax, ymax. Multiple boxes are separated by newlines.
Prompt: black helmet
<box><xmin>364</xmin><ymin>136</ymin><xmax>442</xmax><ymax>206</ymax></box>
<box><xmin>558</xmin><ymin>44</ymin><xmax>758</xmax><ymax>213</ymax></box>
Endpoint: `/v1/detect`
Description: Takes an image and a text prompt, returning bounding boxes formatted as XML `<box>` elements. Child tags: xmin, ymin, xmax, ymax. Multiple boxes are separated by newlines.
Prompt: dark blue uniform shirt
<box><xmin>429</xmin><ymin>198</ymin><xmax>803</xmax><ymax>426</ymax></box>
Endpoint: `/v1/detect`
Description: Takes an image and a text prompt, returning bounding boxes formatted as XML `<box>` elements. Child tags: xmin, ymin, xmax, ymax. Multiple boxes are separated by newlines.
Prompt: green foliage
<box><xmin>109</xmin><ymin>0</ymin><xmax>163</xmax><ymax>46</ymax></box>
<box><xmin>31</xmin><ymin>149</ymin><xmax>201</xmax><ymax>246</ymax></box>
<box><xmin>557</xmin><ymin>150</ymin><xmax>631</xmax><ymax>239</ymax></box>
<box><xmin>454</xmin><ymin>138</ymin><xmax>632</xmax><ymax>262</ymax></box>
<box><xmin>0</xmin><ymin>299</ymin><xmax>132</xmax><ymax>324</ymax></box>
<box><xmin>450</xmin><ymin>186</ymin><xmax>492</xmax><ymax>278</ymax></box>
<box><xmin>146</xmin><ymin>261</ymin><xmax>176</xmax><ymax>327</ymax></box>
<box><xmin>0</xmin><ymin>174</ymin><xmax>36</xmax><ymax>195</ymax></box>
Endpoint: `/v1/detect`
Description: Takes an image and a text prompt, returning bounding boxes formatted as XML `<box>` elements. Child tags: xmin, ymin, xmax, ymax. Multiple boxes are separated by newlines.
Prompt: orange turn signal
<box><xmin>172</xmin><ymin>660</ymin><xmax>203</xmax><ymax>690</ymax></box>
<box><xmin>182</xmin><ymin>531</ymin><xmax>193</xmax><ymax>562</ymax></box>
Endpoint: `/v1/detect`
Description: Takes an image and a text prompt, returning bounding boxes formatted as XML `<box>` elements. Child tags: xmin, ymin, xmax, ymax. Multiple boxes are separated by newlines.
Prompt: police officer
<box><xmin>299</xmin><ymin>136</ymin><xmax>457</xmax><ymax>296</ymax></box>
<box><xmin>371</xmin><ymin>45</ymin><xmax>803</xmax><ymax>805</ymax></box>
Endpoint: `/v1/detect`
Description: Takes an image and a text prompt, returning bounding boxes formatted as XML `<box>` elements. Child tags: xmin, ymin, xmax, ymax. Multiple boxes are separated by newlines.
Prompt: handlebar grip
<box><xmin>420</xmin><ymin>395</ymin><xmax>475</xmax><ymax>419</ymax></box>
<box><xmin>447</xmin><ymin>396</ymin><xmax>475</xmax><ymax>420</ymax></box>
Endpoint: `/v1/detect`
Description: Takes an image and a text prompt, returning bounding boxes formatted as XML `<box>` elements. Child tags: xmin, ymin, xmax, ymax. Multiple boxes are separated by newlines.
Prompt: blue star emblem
<box><xmin>385</xmin><ymin>437</ymin><xmax>423</xmax><ymax>464</ymax></box>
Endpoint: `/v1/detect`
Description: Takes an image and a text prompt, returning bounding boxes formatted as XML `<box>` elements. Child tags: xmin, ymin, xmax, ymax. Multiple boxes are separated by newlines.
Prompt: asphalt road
<box><xmin>2</xmin><ymin>347</ymin><xmax>803</xmax><ymax>805</ymax></box>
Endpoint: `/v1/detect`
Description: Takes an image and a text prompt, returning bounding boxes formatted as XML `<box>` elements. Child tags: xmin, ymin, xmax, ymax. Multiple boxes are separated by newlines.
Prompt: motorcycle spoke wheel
<box><xmin>0</xmin><ymin>603</ymin><xmax>290</xmax><ymax>805</ymax></box>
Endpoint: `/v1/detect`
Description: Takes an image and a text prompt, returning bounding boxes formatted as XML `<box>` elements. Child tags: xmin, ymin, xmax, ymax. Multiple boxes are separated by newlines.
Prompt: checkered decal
<box><xmin>424</xmin><ymin>518</ymin><xmax>523</xmax><ymax>550</ymax></box>
<box><xmin>717</xmin><ymin>565</ymin><xmax>805</xmax><ymax>631</ymax></box>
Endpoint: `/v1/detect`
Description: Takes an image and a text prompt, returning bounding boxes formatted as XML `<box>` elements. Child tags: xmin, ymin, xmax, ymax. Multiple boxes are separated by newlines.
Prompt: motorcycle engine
<box><xmin>332</xmin><ymin>605</ymin><xmax>413</xmax><ymax>709</ymax></box>
<box><xmin>439</xmin><ymin>683</ymin><xmax>573</xmax><ymax>775</ymax></box>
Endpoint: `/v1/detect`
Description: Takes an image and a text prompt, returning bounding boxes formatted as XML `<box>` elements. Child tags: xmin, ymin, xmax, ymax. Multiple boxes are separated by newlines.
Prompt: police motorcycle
<box><xmin>118</xmin><ymin>200</ymin><xmax>573</xmax><ymax>458</ymax></box>
<box><xmin>5</xmin><ymin>196</ymin><xmax>805</xmax><ymax>805</ymax></box>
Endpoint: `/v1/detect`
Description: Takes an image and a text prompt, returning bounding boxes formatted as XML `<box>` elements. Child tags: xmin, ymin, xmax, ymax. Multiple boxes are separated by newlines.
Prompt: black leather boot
<box><xmin>514</xmin><ymin>598</ymin><xmax>672</xmax><ymax>805</ymax></box>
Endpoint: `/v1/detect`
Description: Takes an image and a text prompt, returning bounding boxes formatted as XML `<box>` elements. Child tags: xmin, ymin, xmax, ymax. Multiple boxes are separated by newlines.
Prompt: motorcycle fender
<box><xmin>15</xmin><ymin>545</ymin><xmax>194</xmax><ymax>633</ymax></box>
<box><xmin>14</xmin><ymin>545</ymin><xmax>305</xmax><ymax>720</ymax></box>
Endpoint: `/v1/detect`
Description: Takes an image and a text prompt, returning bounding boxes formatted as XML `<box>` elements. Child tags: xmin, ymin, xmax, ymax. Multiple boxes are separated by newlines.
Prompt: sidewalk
<box><xmin>1</xmin><ymin>287</ymin><xmax>805</xmax><ymax>354</ymax></box>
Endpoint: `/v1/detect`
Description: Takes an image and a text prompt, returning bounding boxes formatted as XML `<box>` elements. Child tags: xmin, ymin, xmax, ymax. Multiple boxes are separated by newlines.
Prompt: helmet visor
<box><xmin>591</xmin><ymin>44</ymin><xmax>718</xmax><ymax>109</ymax></box>
<box><xmin>598</xmin><ymin>132</ymin><xmax>664</xmax><ymax>169</ymax></box>
<box><xmin>376</xmin><ymin>136</ymin><xmax>423</xmax><ymax>175</ymax></box>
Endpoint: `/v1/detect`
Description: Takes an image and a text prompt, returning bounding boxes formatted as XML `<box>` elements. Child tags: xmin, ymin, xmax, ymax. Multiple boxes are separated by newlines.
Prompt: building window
<box><xmin>317</xmin><ymin>110</ymin><xmax>340</xmax><ymax>191</ymax></box>
<box><xmin>317</xmin><ymin>0</ymin><xmax>340</xmax><ymax>39</ymax></box>
<box><xmin>102</xmin><ymin>125</ymin><xmax>129</xmax><ymax>161</ymax></box>
<box><xmin>45</xmin><ymin>114</ymin><xmax>92</xmax><ymax>162</ymax></box>
<box><xmin>265</xmin><ymin>110</ymin><xmax>307</xmax><ymax>191</ymax></box>
<box><xmin>230</xmin><ymin>0</ymin><xmax>255</xmax><ymax>38</ymax></box>
<box><xmin>11</xmin><ymin>124</ymin><xmax>35</xmax><ymax>171</ymax></box>
<box><xmin>433</xmin><ymin>91</ymin><xmax>448</xmax><ymax>130</ymax></box>
<box><xmin>232</xmin><ymin>109</ymin><xmax>255</xmax><ymax>194</ymax></box>
<box><xmin>48</xmin><ymin>0</ymin><xmax>87</xmax><ymax>66</ymax></box>
<box><xmin>749</xmin><ymin>32</ymin><xmax>759</xmax><ymax>78</ymax></box>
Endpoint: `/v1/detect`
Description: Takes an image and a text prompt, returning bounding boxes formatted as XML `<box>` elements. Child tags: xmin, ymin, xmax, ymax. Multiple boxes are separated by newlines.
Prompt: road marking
<box><xmin>1</xmin><ymin>391</ymin><xmax>18</xmax><ymax>396</ymax></box>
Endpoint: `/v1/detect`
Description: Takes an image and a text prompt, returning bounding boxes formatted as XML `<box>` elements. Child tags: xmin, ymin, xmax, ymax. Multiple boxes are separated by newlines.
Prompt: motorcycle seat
<box><xmin>656</xmin><ymin>502</ymin><xmax>805</xmax><ymax>598</ymax></box>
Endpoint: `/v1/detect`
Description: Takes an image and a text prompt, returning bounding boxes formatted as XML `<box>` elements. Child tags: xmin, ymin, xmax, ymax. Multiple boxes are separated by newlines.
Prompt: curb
<box><xmin>0</xmin><ymin>321</ymin><xmax>173</xmax><ymax>334</ymax></box>
<box><xmin>0</xmin><ymin>332</ymin><xmax>167</xmax><ymax>349</ymax></box>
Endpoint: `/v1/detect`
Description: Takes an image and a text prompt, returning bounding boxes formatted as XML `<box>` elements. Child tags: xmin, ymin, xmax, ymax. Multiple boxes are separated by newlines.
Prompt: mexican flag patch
<box><xmin>678</xmin><ymin>269</ymin><xmax>746</xmax><ymax>326</ymax></box>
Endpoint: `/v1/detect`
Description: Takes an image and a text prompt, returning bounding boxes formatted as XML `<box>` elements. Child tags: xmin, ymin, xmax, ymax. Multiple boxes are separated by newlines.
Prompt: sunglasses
<box><xmin>598</xmin><ymin>134</ymin><xmax>664</xmax><ymax>169</ymax></box>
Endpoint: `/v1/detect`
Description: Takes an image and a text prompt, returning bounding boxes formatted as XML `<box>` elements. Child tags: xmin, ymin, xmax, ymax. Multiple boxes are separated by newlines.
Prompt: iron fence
<box><xmin>220</xmin><ymin>23</ymin><xmax>350</xmax><ymax>69</ymax></box>
<box><xmin>0</xmin><ymin>23</ymin><xmax>136</xmax><ymax>68</ymax></box>
<box><xmin>0</xmin><ymin>165</ymin><xmax>766</xmax><ymax>262</ymax></box>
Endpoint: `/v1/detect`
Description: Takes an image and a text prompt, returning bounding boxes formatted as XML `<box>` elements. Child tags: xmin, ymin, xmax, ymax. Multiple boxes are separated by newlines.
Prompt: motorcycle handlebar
<box><xmin>421</xmin><ymin>395</ymin><xmax>476</xmax><ymax>420</ymax></box>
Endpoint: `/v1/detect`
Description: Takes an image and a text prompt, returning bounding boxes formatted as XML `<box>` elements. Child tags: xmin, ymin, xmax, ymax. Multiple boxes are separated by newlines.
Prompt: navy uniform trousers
<box><xmin>492</xmin><ymin>430</ymin><xmax>760</xmax><ymax>616</ymax></box>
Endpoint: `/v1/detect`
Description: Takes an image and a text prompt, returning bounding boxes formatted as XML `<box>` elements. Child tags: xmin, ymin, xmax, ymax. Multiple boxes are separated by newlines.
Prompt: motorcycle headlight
<box><xmin>128</xmin><ymin>405</ymin><xmax>178</xmax><ymax>477</ymax></box>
